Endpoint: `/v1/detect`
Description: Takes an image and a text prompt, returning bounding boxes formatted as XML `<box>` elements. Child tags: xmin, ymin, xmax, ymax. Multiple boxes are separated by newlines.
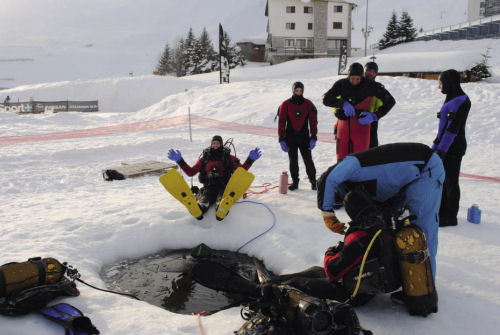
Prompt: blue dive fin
<box><xmin>40</xmin><ymin>303</ymin><xmax>100</xmax><ymax>335</ymax></box>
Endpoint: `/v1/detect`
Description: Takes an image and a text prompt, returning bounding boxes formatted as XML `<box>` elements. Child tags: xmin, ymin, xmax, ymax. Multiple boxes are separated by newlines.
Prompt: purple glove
<box><xmin>342</xmin><ymin>101</ymin><xmax>355</xmax><ymax>117</ymax></box>
<box><xmin>309</xmin><ymin>139</ymin><xmax>317</xmax><ymax>150</ymax></box>
<box><xmin>167</xmin><ymin>149</ymin><xmax>182</xmax><ymax>162</ymax></box>
<box><xmin>248</xmin><ymin>147</ymin><xmax>262</xmax><ymax>161</ymax></box>
<box><xmin>280</xmin><ymin>141</ymin><xmax>289</xmax><ymax>153</ymax></box>
<box><xmin>358</xmin><ymin>111</ymin><xmax>378</xmax><ymax>125</ymax></box>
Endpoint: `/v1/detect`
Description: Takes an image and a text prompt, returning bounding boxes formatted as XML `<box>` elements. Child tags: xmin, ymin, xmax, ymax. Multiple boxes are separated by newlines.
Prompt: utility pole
<box><xmin>362</xmin><ymin>0</ymin><xmax>372</xmax><ymax>56</ymax></box>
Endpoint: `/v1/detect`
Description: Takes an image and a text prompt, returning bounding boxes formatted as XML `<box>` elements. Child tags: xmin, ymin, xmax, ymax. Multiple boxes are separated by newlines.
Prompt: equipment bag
<box><xmin>0</xmin><ymin>257</ymin><xmax>65</xmax><ymax>298</ymax></box>
<box><xmin>0</xmin><ymin>278</ymin><xmax>79</xmax><ymax>316</ymax></box>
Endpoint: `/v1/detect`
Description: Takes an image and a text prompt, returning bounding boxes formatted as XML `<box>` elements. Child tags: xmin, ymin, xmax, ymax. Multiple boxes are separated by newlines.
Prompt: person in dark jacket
<box><xmin>168</xmin><ymin>135</ymin><xmax>261</xmax><ymax>212</ymax></box>
<box><xmin>432</xmin><ymin>69</ymin><xmax>471</xmax><ymax>227</ymax></box>
<box><xmin>278</xmin><ymin>81</ymin><xmax>318</xmax><ymax>190</ymax></box>
<box><xmin>317</xmin><ymin>143</ymin><xmax>444</xmax><ymax>279</ymax></box>
<box><xmin>323</xmin><ymin>63</ymin><xmax>388</xmax><ymax>161</ymax></box>
<box><xmin>364</xmin><ymin>61</ymin><xmax>396</xmax><ymax>147</ymax></box>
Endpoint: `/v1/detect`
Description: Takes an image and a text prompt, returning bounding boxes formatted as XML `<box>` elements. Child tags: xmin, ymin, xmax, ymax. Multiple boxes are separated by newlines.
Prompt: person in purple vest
<box><xmin>432</xmin><ymin>69</ymin><xmax>471</xmax><ymax>227</ymax></box>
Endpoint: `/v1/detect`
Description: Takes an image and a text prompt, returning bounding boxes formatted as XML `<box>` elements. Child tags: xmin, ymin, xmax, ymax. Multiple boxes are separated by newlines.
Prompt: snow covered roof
<box><xmin>237</xmin><ymin>37</ymin><xmax>267</xmax><ymax>45</ymax></box>
<box><xmin>354</xmin><ymin>39</ymin><xmax>491</xmax><ymax>73</ymax></box>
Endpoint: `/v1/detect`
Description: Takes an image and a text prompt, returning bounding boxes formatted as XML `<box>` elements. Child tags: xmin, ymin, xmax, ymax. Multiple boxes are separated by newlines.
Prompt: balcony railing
<box><xmin>268</xmin><ymin>47</ymin><xmax>342</xmax><ymax>56</ymax></box>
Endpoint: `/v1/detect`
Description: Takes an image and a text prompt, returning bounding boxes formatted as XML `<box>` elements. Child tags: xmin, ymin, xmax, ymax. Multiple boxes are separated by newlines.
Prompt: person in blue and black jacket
<box><xmin>317</xmin><ymin>143</ymin><xmax>445</xmax><ymax>279</ymax></box>
<box><xmin>432</xmin><ymin>69</ymin><xmax>471</xmax><ymax>227</ymax></box>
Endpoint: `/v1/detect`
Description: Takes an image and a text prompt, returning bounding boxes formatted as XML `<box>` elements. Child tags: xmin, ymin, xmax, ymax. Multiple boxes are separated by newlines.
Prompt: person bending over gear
<box><xmin>433</xmin><ymin>69</ymin><xmax>471</xmax><ymax>227</ymax></box>
<box><xmin>323</xmin><ymin>63</ymin><xmax>388</xmax><ymax>161</ymax></box>
<box><xmin>278</xmin><ymin>81</ymin><xmax>318</xmax><ymax>191</ymax></box>
<box><xmin>317</xmin><ymin>142</ymin><xmax>444</xmax><ymax>280</ymax></box>
<box><xmin>265</xmin><ymin>190</ymin><xmax>398</xmax><ymax>307</ymax></box>
<box><xmin>363</xmin><ymin>62</ymin><xmax>396</xmax><ymax>148</ymax></box>
<box><xmin>167</xmin><ymin>135</ymin><xmax>261</xmax><ymax>213</ymax></box>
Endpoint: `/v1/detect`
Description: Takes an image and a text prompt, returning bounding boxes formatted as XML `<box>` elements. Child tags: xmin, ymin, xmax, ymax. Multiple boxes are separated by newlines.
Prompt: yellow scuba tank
<box><xmin>394</xmin><ymin>223</ymin><xmax>437</xmax><ymax>316</ymax></box>
<box><xmin>0</xmin><ymin>257</ymin><xmax>65</xmax><ymax>297</ymax></box>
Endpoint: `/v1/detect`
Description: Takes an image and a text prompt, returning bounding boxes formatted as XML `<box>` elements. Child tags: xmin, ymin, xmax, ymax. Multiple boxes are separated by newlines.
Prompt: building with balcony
<box><xmin>265</xmin><ymin>0</ymin><xmax>356</xmax><ymax>64</ymax></box>
<box><xmin>468</xmin><ymin>0</ymin><xmax>500</xmax><ymax>21</ymax></box>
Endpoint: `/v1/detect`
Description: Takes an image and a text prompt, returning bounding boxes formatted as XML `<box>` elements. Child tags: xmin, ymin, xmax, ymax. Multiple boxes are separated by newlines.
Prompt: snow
<box><xmin>2</xmin><ymin>53</ymin><xmax>500</xmax><ymax>334</ymax></box>
<box><xmin>1</xmin><ymin>0</ymin><xmax>500</xmax><ymax>333</ymax></box>
<box><xmin>355</xmin><ymin>39</ymin><xmax>500</xmax><ymax>77</ymax></box>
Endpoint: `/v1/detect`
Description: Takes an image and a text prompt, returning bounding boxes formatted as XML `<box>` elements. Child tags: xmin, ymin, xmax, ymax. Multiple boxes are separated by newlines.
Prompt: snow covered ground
<box><xmin>1</xmin><ymin>54</ymin><xmax>500</xmax><ymax>334</ymax></box>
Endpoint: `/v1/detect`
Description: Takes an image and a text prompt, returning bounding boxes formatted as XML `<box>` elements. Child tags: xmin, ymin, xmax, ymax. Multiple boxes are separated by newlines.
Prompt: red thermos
<box><xmin>279</xmin><ymin>171</ymin><xmax>288</xmax><ymax>194</ymax></box>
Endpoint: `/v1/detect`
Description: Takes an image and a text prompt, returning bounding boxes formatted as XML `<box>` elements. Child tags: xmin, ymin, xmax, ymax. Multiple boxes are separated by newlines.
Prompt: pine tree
<box><xmin>470</xmin><ymin>47</ymin><xmax>492</xmax><ymax>81</ymax></box>
<box><xmin>172</xmin><ymin>38</ymin><xmax>186</xmax><ymax>77</ymax></box>
<box><xmin>155</xmin><ymin>43</ymin><xmax>173</xmax><ymax>75</ymax></box>
<box><xmin>182</xmin><ymin>28</ymin><xmax>202</xmax><ymax>75</ymax></box>
<box><xmin>398</xmin><ymin>11</ymin><xmax>417</xmax><ymax>43</ymax></box>
<box><xmin>378</xmin><ymin>12</ymin><xmax>399</xmax><ymax>50</ymax></box>
<box><xmin>198</xmin><ymin>27</ymin><xmax>217</xmax><ymax>72</ymax></box>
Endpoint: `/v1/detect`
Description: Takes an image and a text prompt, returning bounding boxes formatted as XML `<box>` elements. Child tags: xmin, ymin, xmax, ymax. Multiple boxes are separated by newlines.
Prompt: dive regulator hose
<box><xmin>349</xmin><ymin>229</ymin><xmax>382</xmax><ymax>301</ymax></box>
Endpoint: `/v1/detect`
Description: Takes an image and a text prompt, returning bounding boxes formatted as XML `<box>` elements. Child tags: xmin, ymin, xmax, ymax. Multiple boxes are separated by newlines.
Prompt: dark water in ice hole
<box><xmin>100</xmin><ymin>248</ymin><xmax>267</xmax><ymax>315</ymax></box>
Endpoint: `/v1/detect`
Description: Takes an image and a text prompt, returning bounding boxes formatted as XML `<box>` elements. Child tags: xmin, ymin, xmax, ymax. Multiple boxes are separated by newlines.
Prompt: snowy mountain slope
<box><xmin>1</xmin><ymin>55</ymin><xmax>500</xmax><ymax>334</ymax></box>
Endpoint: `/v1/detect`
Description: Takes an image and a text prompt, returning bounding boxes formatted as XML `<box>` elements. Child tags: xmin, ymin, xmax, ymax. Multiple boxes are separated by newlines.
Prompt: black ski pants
<box><xmin>287</xmin><ymin>136</ymin><xmax>316</xmax><ymax>184</ymax></box>
<box><xmin>197</xmin><ymin>179</ymin><xmax>226</xmax><ymax>211</ymax></box>
<box><xmin>273</xmin><ymin>266</ymin><xmax>373</xmax><ymax>306</ymax></box>
<box><xmin>439</xmin><ymin>153</ymin><xmax>463</xmax><ymax>223</ymax></box>
<box><xmin>369</xmin><ymin>121</ymin><xmax>379</xmax><ymax>148</ymax></box>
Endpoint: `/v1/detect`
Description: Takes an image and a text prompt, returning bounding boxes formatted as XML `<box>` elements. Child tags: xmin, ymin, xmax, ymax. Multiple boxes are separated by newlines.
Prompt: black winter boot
<box><xmin>310</xmin><ymin>179</ymin><xmax>317</xmax><ymax>190</ymax></box>
<box><xmin>288</xmin><ymin>180</ymin><xmax>299</xmax><ymax>191</ymax></box>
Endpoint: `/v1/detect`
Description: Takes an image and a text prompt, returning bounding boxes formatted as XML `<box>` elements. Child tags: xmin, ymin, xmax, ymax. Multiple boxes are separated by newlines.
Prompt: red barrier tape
<box><xmin>0</xmin><ymin>114</ymin><xmax>498</xmax><ymax>183</ymax></box>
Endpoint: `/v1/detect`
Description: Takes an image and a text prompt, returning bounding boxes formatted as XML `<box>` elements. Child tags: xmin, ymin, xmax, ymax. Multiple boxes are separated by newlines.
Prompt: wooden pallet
<box><xmin>102</xmin><ymin>161</ymin><xmax>177</xmax><ymax>180</ymax></box>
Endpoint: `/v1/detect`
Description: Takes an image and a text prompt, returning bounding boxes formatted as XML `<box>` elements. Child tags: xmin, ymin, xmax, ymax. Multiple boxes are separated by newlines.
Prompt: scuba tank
<box><xmin>394</xmin><ymin>223</ymin><xmax>437</xmax><ymax>316</ymax></box>
<box><xmin>0</xmin><ymin>257</ymin><xmax>65</xmax><ymax>297</ymax></box>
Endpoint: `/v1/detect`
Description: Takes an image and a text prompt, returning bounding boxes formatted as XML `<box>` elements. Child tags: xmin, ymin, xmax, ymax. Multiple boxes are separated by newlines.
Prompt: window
<box><xmin>286</xmin><ymin>6</ymin><xmax>295</xmax><ymax>13</ymax></box>
<box><xmin>334</xmin><ymin>5</ymin><xmax>343</xmax><ymax>13</ymax></box>
<box><xmin>296</xmin><ymin>39</ymin><xmax>306</xmax><ymax>48</ymax></box>
<box><xmin>333</xmin><ymin>22</ymin><xmax>343</xmax><ymax>29</ymax></box>
<box><xmin>286</xmin><ymin>22</ymin><xmax>296</xmax><ymax>30</ymax></box>
<box><xmin>327</xmin><ymin>39</ymin><xmax>342</xmax><ymax>50</ymax></box>
<box><xmin>285</xmin><ymin>39</ymin><xmax>295</xmax><ymax>47</ymax></box>
<box><xmin>304</xmin><ymin>6</ymin><xmax>313</xmax><ymax>13</ymax></box>
<box><xmin>307</xmin><ymin>39</ymin><xmax>313</xmax><ymax>48</ymax></box>
<box><xmin>308</xmin><ymin>22</ymin><xmax>313</xmax><ymax>30</ymax></box>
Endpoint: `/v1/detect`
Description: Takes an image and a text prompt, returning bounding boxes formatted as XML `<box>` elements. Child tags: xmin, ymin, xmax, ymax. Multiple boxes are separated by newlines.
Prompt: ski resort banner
<box><xmin>219</xmin><ymin>23</ymin><xmax>230</xmax><ymax>84</ymax></box>
<box><xmin>0</xmin><ymin>100</ymin><xmax>98</xmax><ymax>113</ymax></box>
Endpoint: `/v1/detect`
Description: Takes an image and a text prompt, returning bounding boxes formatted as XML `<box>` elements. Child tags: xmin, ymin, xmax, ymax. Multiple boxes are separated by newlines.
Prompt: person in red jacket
<box><xmin>168</xmin><ymin>135</ymin><xmax>261</xmax><ymax>212</ymax></box>
<box><xmin>278</xmin><ymin>81</ymin><xmax>318</xmax><ymax>191</ymax></box>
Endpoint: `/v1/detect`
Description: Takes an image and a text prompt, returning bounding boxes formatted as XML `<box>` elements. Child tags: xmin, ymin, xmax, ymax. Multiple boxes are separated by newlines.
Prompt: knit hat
<box><xmin>364</xmin><ymin>61</ymin><xmax>378</xmax><ymax>73</ymax></box>
<box><xmin>344</xmin><ymin>189</ymin><xmax>378</xmax><ymax>221</ymax></box>
<box><xmin>348</xmin><ymin>63</ymin><xmax>364</xmax><ymax>77</ymax></box>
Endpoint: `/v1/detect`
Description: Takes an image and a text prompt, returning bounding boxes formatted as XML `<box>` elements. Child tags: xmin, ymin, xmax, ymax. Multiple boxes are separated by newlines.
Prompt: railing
<box><xmin>267</xmin><ymin>47</ymin><xmax>342</xmax><ymax>56</ymax></box>
<box><xmin>268</xmin><ymin>47</ymin><xmax>314</xmax><ymax>55</ymax></box>
<box><xmin>416</xmin><ymin>13</ymin><xmax>500</xmax><ymax>38</ymax></box>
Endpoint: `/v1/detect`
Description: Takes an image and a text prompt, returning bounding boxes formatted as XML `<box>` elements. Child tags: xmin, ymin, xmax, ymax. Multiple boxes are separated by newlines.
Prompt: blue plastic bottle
<box><xmin>467</xmin><ymin>204</ymin><xmax>481</xmax><ymax>224</ymax></box>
